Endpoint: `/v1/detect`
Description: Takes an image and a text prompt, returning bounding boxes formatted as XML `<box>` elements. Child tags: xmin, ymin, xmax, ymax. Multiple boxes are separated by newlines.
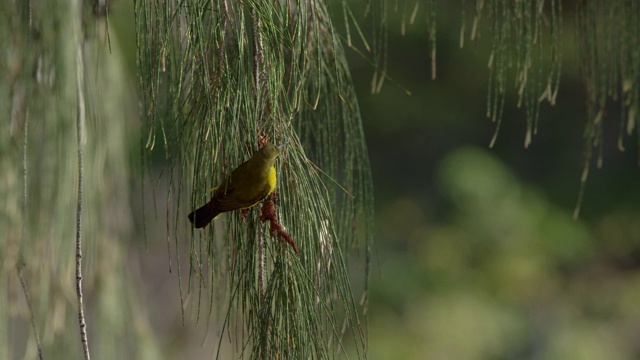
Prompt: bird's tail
<box><xmin>188</xmin><ymin>202</ymin><xmax>220</xmax><ymax>228</ymax></box>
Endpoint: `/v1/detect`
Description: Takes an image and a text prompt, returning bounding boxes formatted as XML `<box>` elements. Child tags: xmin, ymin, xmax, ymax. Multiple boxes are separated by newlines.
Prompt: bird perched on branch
<box><xmin>188</xmin><ymin>143</ymin><xmax>284</xmax><ymax>228</ymax></box>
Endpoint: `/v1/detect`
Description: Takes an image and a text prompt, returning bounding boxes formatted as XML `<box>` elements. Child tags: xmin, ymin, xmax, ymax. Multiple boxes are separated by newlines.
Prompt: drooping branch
<box><xmin>17</xmin><ymin>260</ymin><xmax>44</xmax><ymax>360</ymax></box>
<box><xmin>74</xmin><ymin>0</ymin><xmax>91</xmax><ymax>357</ymax></box>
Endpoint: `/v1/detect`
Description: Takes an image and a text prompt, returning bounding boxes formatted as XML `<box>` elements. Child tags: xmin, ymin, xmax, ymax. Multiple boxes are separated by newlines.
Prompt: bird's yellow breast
<box><xmin>267</xmin><ymin>166</ymin><xmax>277</xmax><ymax>195</ymax></box>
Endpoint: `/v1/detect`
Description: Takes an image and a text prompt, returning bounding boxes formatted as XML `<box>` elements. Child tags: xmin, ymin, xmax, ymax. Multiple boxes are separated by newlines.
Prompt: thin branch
<box><xmin>75</xmin><ymin>1</ymin><xmax>91</xmax><ymax>357</ymax></box>
<box><xmin>217</xmin><ymin>0</ymin><xmax>229</xmax><ymax>74</ymax></box>
<box><xmin>251</xmin><ymin>4</ymin><xmax>266</xmax><ymax>300</ymax></box>
<box><xmin>252</xmin><ymin>5</ymin><xmax>269</xmax><ymax>357</ymax></box>
<box><xmin>257</xmin><ymin>228</ymin><xmax>266</xmax><ymax>300</ymax></box>
<box><xmin>17</xmin><ymin>261</ymin><xmax>44</xmax><ymax>360</ymax></box>
<box><xmin>251</xmin><ymin>6</ymin><xmax>266</xmax><ymax>97</ymax></box>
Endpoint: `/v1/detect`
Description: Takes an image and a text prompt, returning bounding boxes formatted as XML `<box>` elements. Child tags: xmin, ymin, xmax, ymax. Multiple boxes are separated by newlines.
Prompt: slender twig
<box><xmin>252</xmin><ymin>4</ymin><xmax>268</xmax><ymax>357</ymax></box>
<box><xmin>217</xmin><ymin>0</ymin><xmax>229</xmax><ymax>71</ymax></box>
<box><xmin>251</xmin><ymin>6</ymin><xmax>266</xmax><ymax>97</ymax></box>
<box><xmin>17</xmin><ymin>261</ymin><xmax>44</xmax><ymax>360</ymax></box>
<box><xmin>22</xmin><ymin>108</ymin><xmax>28</xmax><ymax>237</ymax></box>
<box><xmin>75</xmin><ymin>2</ymin><xmax>91</xmax><ymax>357</ymax></box>
<box><xmin>251</xmin><ymin>3</ymin><xmax>266</xmax><ymax>300</ymax></box>
<box><xmin>17</xmin><ymin>26</ymin><xmax>39</xmax><ymax>360</ymax></box>
<box><xmin>257</xmin><ymin>227</ymin><xmax>266</xmax><ymax>299</ymax></box>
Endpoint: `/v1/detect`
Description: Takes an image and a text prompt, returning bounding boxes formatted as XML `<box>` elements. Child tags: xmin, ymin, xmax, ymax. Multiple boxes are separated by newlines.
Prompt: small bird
<box><xmin>188</xmin><ymin>142</ymin><xmax>284</xmax><ymax>228</ymax></box>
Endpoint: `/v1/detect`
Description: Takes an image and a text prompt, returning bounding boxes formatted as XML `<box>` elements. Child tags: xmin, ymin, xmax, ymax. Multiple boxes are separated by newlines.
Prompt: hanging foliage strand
<box><xmin>133</xmin><ymin>0</ymin><xmax>373</xmax><ymax>358</ymax></box>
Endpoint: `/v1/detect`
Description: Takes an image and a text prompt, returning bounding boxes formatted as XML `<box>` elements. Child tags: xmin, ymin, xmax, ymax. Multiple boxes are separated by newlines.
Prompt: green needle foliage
<box><xmin>385</xmin><ymin>0</ymin><xmax>639</xmax><ymax>214</ymax></box>
<box><xmin>133</xmin><ymin>0</ymin><xmax>373</xmax><ymax>358</ymax></box>
<box><xmin>455</xmin><ymin>0</ymin><xmax>563</xmax><ymax>148</ymax></box>
<box><xmin>575</xmin><ymin>0</ymin><xmax>640</xmax><ymax>216</ymax></box>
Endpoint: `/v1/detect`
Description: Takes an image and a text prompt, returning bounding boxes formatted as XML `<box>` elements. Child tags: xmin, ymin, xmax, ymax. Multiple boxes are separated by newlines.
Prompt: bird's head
<box><xmin>257</xmin><ymin>142</ymin><xmax>284</xmax><ymax>162</ymax></box>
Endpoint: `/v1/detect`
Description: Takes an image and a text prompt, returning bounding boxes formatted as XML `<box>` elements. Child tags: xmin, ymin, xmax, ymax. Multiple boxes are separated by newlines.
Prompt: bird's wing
<box><xmin>210</xmin><ymin>181</ymin><xmax>243</xmax><ymax>212</ymax></box>
<box><xmin>247</xmin><ymin>183</ymin><xmax>272</xmax><ymax>207</ymax></box>
<box><xmin>207</xmin><ymin>160</ymin><xmax>248</xmax><ymax>211</ymax></box>
<box><xmin>210</xmin><ymin>159</ymin><xmax>271</xmax><ymax>212</ymax></box>
<box><xmin>213</xmin><ymin>181</ymin><xmax>271</xmax><ymax>211</ymax></box>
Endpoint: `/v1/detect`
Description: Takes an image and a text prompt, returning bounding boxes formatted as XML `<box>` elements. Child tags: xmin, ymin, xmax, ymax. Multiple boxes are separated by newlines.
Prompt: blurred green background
<box><xmin>349</xmin><ymin>3</ymin><xmax>640</xmax><ymax>359</ymax></box>
<box><xmin>15</xmin><ymin>1</ymin><xmax>639</xmax><ymax>359</ymax></box>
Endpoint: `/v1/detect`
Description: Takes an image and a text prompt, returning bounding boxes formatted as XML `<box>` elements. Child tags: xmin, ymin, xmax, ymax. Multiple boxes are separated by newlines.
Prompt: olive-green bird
<box><xmin>188</xmin><ymin>143</ymin><xmax>284</xmax><ymax>228</ymax></box>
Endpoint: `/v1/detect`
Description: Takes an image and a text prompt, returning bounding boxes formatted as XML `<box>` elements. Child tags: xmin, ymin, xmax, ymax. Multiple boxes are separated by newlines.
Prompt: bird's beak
<box><xmin>277</xmin><ymin>142</ymin><xmax>287</xmax><ymax>152</ymax></box>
